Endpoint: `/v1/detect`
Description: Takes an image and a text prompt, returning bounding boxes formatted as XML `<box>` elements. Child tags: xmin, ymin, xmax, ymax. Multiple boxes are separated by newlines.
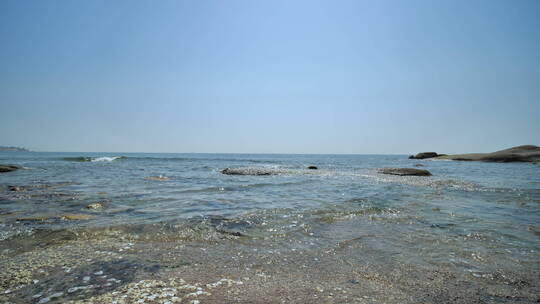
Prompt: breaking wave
<box><xmin>63</xmin><ymin>156</ymin><xmax>127</xmax><ymax>162</ymax></box>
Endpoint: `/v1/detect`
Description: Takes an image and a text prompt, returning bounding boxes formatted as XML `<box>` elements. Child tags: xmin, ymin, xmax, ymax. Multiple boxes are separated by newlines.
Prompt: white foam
<box><xmin>91</xmin><ymin>156</ymin><xmax>121</xmax><ymax>162</ymax></box>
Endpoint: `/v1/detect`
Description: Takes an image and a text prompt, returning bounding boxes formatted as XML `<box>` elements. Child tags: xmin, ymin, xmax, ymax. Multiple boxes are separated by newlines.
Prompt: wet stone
<box><xmin>86</xmin><ymin>203</ymin><xmax>104</xmax><ymax>210</ymax></box>
<box><xmin>0</xmin><ymin>164</ymin><xmax>21</xmax><ymax>173</ymax></box>
<box><xmin>146</xmin><ymin>175</ymin><xmax>170</xmax><ymax>181</ymax></box>
<box><xmin>61</xmin><ymin>214</ymin><xmax>94</xmax><ymax>221</ymax></box>
<box><xmin>378</xmin><ymin>168</ymin><xmax>432</xmax><ymax>176</ymax></box>
<box><xmin>7</xmin><ymin>186</ymin><xmax>26</xmax><ymax>192</ymax></box>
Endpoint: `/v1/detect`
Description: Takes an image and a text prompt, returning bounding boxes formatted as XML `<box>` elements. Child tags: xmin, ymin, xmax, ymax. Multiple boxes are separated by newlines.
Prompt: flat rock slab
<box><xmin>436</xmin><ymin>145</ymin><xmax>540</xmax><ymax>162</ymax></box>
<box><xmin>221</xmin><ymin>168</ymin><xmax>276</xmax><ymax>176</ymax></box>
<box><xmin>0</xmin><ymin>164</ymin><xmax>21</xmax><ymax>173</ymax></box>
<box><xmin>378</xmin><ymin>168</ymin><xmax>432</xmax><ymax>176</ymax></box>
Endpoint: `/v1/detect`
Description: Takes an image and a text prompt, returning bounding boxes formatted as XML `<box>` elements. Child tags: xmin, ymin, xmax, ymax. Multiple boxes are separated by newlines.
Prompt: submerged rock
<box><xmin>307</xmin><ymin>166</ymin><xmax>318</xmax><ymax>170</ymax></box>
<box><xmin>0</xmin><ymin>164</ymin><xmax>21</xmax><ymax>173</ymax></box>
<box><xmin>7</xmin><ymin>185</ymin><xmax>26</xmax><ymax>192</ymax></box>
<box><xmin>61</xmin><ymin>214</ymin><xmax>93</xmax><ymax>220</ymax></box>
<box><xmin>409</xmin><ymin>152</ymin><xmax>439</xmax><ymax>159</ymax></box>
<box><xmin>16</xmin><ymin>216</ymin><xmax>51</xmax><ymax>222</ymax></box>
<box><xmin>221</xmin><ymin>168</ymin><xmax>275</xmax><ymax>176</ymax></box>
<box><xmin>86</xmin><ymin>202</ymin><xmax>104</xmax><ymax>210</ymax></box>
<box><xmin>146</xmin><ymin>175</ymin><xmax>170</xmax><ymax>181</ymax></box>
<box><xmin>414</xmin><ymin>164</ymin><xmax>425</xmax><ymax>167</ymax></box>
<box><xmin>378</xmin><ymin>168</ymin><xmax>432</xmax><ymax>176</ymax></box>
<box><xmin>16</xmin><ymin>214</ymin><xmax>93</xmax><ymax>222</ymax></box>
<box><xmin>436</xmin><ymin>145</ymin><xmax>540</xmax><ymax>162</ymax></box>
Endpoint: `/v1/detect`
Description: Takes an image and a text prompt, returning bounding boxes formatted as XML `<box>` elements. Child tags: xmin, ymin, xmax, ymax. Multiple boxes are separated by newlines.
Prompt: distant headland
<box><xmin>409</xmin><ymin>145</ymin><xmax>540</xmax><ymax>162</ymax></box>
<box><xmin>0</xmin><ymin>146</ymin><xmax>30</xmax><ymax>152</ymax></box>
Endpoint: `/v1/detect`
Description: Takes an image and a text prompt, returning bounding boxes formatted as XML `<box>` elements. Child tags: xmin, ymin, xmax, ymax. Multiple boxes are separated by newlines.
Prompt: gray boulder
<box><xmin>8</xmin><ymin>185</ymin><xmax>25</xmax><ymax>191</ymax></box>
<box><xmin>86</xmin><ymin>202</ymin><xmax>104</xmax><ymax>210</ymax></box>
<box><xmin>379</xmin><ymin>168</ymin><xmax>432</xmax><ymax>176</ymax></box>
<box><xmin>409</xmin><ymin>152</ymin><xmax>439</xmax><ymax>159</ymax></box>
<box><xmin>0</xmin><ymin>164</ymin><xmax>21</xmax><ymax>173</ymax></box>
<box><xmin>221</xmin><ymin>168</ymin><xmax>275</xmax><ymax>176</ymax></box>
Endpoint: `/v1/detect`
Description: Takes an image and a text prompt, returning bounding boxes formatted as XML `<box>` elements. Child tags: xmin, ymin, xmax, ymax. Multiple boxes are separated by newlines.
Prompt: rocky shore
<box><xmin>410</xmin><ymin>145</ymin><xmax>540</xmax><ymax>163</ymax></box>
<box><xmin>0</xmin><ymin>146</ymin><xmax>29</xmax><ymax>152</ymax></box>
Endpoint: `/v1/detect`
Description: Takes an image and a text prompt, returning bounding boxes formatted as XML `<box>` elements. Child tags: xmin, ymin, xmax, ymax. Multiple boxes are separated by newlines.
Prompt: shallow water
<box><xmin>1</xmin><ymin>152</ymin><xmax>539</xmax><ymax>303</ymax></box>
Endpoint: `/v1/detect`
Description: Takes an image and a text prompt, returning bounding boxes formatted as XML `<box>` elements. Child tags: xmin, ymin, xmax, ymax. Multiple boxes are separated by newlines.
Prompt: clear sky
<box><xmin>1</xmin><ymin>0</ymin><xmax>539</xmax><ymax>154</ymax></box>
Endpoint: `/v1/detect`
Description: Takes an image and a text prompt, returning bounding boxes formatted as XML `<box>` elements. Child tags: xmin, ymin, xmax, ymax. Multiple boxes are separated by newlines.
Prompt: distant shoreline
<box><xmin>0</xmin><ymin>146</ymin><xmax>29</xmax><ymax>152</ymax></box>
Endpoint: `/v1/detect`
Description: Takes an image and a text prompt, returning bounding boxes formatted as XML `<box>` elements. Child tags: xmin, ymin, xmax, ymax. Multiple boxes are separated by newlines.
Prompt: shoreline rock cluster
<box><xmin>410</xmin><ymin>145</ymin><xmax>539</xmax><ymax>163</ymax></box>
<box><xmin>0</xmin><ymin>146</ymin><xmax>29</xmax><ymax>152</ymax></box>
<box><xmin>409</xmin><ymin>152</ymin><xmax>443</xmax><ymax>159</ymax></box>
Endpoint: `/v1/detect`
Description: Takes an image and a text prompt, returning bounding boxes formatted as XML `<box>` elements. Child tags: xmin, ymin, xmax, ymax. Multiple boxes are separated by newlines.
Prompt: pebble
<box><xmin>67</xmin><ymin>286</ymin><xmax>90</xmax><ymax>293</ymax></box>
<box><xmin>38</xmin><ymin>292</ymin><xmax>64</xmax><ymax>304</ymax></box>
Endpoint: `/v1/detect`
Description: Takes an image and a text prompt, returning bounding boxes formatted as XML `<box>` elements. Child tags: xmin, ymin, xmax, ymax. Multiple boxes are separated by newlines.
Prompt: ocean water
<box><xmin>1</xmin><ymin>152</ymin><xmax>539</xmax><ymax>302</ymax></box>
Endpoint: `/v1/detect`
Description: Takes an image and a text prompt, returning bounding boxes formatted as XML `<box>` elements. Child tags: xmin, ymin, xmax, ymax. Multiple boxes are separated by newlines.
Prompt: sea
<box><xmin>0</xmin><ymin>152</ymin><xmax>539</xmax><ymax>303</ymax></box>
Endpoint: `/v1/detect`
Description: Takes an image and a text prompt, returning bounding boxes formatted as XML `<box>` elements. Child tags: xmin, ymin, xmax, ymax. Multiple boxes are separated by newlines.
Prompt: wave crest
<box><xmin>63</xmin><ymin>156</ymin><xmax>127</xmax><ymax>162</ymax></box>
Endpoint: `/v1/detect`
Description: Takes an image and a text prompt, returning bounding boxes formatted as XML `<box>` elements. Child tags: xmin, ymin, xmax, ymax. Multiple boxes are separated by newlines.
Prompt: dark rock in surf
<box><xmin>0</xmin><ymin>164</ymin><xmax>21</xmax><ymax>173</ymax></box>
<box><xmin>221</xmin><ymin>168</ymin><xmax>275</xmax><ymax>176</ymax></box>
<box><xmin>86</xmin><ymin>202</ymin><xmax>104</xmax><ymax>210</ymax></box>
<box><xmin>378</xmin><ymin>168</ymin><xmax>432</xmax><ymax>176</ymax></box>
<box><xmin>307</xmin><ymin>166</ymin><xmax>318</xmax><ymax>170</ymax></box>
<box><xmin>146</xmin><ymin>175</ymin><xmax>170</xmax><ymax>181</ymax></box>
<box><xmin>409</xmin><ymin>152</ymin><xmax>439</xmax><ymax>159</ymax></box>
<box><xmin>16</xmin><ymin>216</ymin><xmax>51</xmax><ymax>222</ymax></box>
<box><xmin>8</xmin><ymin>185</ymin><xmax>25</xmax><ymax>192</ymax></box>
<box><xmin>414</xmin><ymin>164</ymin><xmax>425</xmax><ymax>167</ymax></box>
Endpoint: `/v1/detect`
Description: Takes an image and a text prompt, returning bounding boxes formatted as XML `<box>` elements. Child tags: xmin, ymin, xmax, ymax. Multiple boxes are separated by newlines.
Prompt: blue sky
<box><xmin>1</xmin><ymin>0</ymin><xmax>539</xmax><ymax>154</ymax></box>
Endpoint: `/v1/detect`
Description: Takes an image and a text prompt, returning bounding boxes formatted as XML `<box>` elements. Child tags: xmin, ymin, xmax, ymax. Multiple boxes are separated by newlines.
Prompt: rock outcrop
<box><xmin>409</xmin><ymin>152</ymin><xmax>439</xmax><ymax>159</ymax></box>
<box><xmin>307</xmin><ymin>166</ymin><xmax>318</xmax><ymax>170</ymax></box>
<box><xmin>0</xmin><ymin>164</ymin><xmax>21</xmax><ymax>173</ymax></box>
<box><xmin>378</xmin><ymin>168</ymin><xmax>432</xmax><ymax>176</ymax></box>
<box><xmin>436</xmin><ymin>145</ymin><xmax>540</xmax><ymax>162</ymax></box>
<box><xmin>0</xmin><ymin>146</ymin><xmax>29</xmax><ymax>152</ymax></box>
